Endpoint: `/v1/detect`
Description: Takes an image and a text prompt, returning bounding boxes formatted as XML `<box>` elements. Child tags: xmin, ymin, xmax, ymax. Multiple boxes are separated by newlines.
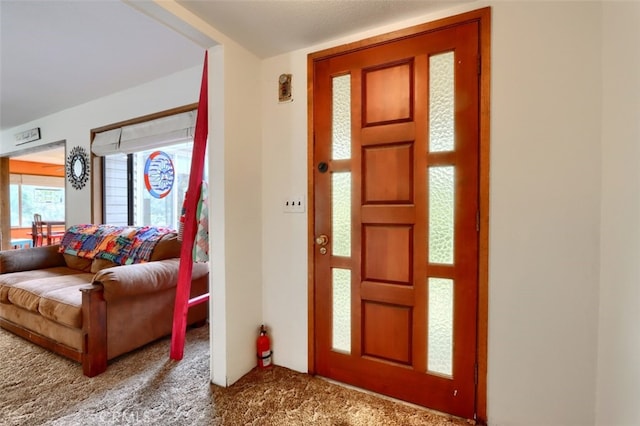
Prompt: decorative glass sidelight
<box><xmin>428</xmin><ymin>166</ymin><xmax>454</xmax><ymax>264</ymax></box>
<box><xmin>331</xmin><ymin>71</ymin><xmax>352</xmax><ymax>353</ymax></box>
<box><xmin>428</xmin><ymin>277</ymin><xmax>453</xmax><ymax>376</ymax></box>
<box><xmin>429</xmin><ymin>52</ymin><xmax>454</xmax><ymax>152</ymax></box>
<box><xmin>332</xmin><ymin>172</ymin><xmax>351</xmax><ymax>257</ymax></box>
<box><xmin>332</xmin><ymin>74</ymin><xmax>351</xmax><ymax>160</ymax></box>
<box><xmin>427</xmin><ymin>50</ymin><xmax>455</xmax><ymax>377</ymax></box>
<box><xmin>332</xmin><ymin>268</ymin><xmax>351</xmax><ymax>353</ymax></box>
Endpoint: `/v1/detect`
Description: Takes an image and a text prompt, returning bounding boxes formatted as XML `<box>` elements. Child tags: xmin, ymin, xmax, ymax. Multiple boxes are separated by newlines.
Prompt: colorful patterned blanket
<box><xmin>59</xmin><ymin>224</ymin><xmax>175</xmax><ymax>265</ymax></box>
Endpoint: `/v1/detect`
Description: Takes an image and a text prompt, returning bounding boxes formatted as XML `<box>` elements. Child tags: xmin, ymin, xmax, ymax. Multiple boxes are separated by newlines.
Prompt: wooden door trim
<box><xmin>0</xmin><ymin>157</ymin><xmax>9</xmax><ymax>250</ymax></box>
<box><xmin>307</xmin><ymin>7</ymin><xmax>491</xmax><ymax>424</ymax></box>
<box><xmin>476</xmin><ymin>7</ymin><xmax>491</xmax><ymax>423</ymax></box>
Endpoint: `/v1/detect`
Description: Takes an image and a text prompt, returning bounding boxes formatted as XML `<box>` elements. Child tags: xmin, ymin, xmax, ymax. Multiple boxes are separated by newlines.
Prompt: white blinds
<box><xmin>119</xmin><ymin>110</ymin><xmax>196</xmax><ymax>153</ymax></box>
<box><xmin>91</xmin><ymin>128</ymin><xmax>122</xmax><ymax>156</ymax></box>
<box><xmin>10</xmin><ymin>173</ymin><xmax>65</xmax><ymax>187</ymax></box>
<box><xmin>91</xmin><ymin>110</ymin><xmax>196</xmax><ymax>157</ymax></box>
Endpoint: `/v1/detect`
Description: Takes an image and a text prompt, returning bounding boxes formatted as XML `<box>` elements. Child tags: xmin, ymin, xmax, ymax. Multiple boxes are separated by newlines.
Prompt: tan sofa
<box><xmin>0</xmin><ymin>232</ymin><xmax>208</xmax><ymax>377</ymax></box>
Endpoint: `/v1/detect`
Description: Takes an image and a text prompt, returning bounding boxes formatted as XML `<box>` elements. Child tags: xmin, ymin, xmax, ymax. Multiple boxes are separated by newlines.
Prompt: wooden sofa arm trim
<box><xmin>81</xmin><ymin>284</ymin><xmax>107</xmax><ymax>377</ymax></box>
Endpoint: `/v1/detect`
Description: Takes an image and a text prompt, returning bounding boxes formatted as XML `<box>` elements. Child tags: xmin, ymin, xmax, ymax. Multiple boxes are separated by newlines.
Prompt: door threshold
<box><xmin>317</xmin><ymin>375</ymin><xmax>475</xmax><ymax>425</ymax></box>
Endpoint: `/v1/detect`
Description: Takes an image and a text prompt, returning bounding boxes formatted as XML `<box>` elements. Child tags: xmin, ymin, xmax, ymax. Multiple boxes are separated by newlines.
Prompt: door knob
<box><xmin>315</xmin><ymin>234</ymin><xmax>329</xmax><ymax>246</ymax></box>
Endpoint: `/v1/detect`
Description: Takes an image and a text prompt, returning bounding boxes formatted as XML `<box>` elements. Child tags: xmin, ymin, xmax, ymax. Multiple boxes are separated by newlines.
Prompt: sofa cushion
<box><xmin>0</xmin><ymin>245</ymin><xmax>65</xmax><ymax>274</ymax></box>
<box><xmin>93</xmin><ymin>259</ymin><xmax>209</xmax><ymax>302</ymax></box>
<box><xmin>7</xmin><ymin>273</ymin><xmax>94</xmax><ymax>313</ymax></box>
<box><xmin>38</xmin><ymin>284</ymin><xmax>87</xmax><ymax>328</ymax></box>
<box><xmin>90</xmin><ymin>258</ymin><xmax>118</xmax><ymax>273</ymax></box>
<box><xmin>95</xmin><ymin>259</ymin><xmax>180</xmax><ymax>300</ymax></box>
<box><xmin>0</xmin><ymin>267</ymin><xmax>84</xmax><ymax>303</ymax></box>
<box><xmin>63</xmin><ymin>254</ymin><xmax>93</xmax><ymax>272</ymax></box>
<box><xmin>150</xmin><ymin>233</ymin><xmax>181</xmax><ymax>261</ymax></box>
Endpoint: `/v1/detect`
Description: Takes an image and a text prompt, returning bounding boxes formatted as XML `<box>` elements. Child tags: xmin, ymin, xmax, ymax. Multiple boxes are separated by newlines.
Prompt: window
<box><xmin>95</xmin><ymin>106</ymin><xmax>204</xmax><ymax>231</ymax></box>
<box><xmin>103</xmin><ymin>142</ymin><xmax>201</xmax><ymax>230</ymax></box>
<box><xmin>10</xmin><ymin>174</ymin><xmax>65</xmax><ymax>227</ymax></box>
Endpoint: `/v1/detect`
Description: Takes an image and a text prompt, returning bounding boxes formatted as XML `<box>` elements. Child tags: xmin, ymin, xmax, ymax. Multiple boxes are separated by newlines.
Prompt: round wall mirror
<box><xmin>66</xmin><ymin>146</ymin><xmax>90</xmax><ymax>190</ymax></box>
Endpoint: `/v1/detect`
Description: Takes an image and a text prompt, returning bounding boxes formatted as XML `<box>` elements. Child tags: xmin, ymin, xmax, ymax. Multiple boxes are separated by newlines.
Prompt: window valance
<box><xmin>91</xmin><ymin>110</ymin><xmax>196</xmax><ymax>156</ymax></box>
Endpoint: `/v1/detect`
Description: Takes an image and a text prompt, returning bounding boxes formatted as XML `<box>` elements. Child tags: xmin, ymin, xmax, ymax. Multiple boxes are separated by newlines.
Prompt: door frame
<box><xmin>307</xmin><ymin>7</ymin><xmax>491</xmax><ymax>422</ymax></box>
<box><xmin>0</xmin><ymin>140</ymin><xmax>67</xmax><ymax>250</ymax></box>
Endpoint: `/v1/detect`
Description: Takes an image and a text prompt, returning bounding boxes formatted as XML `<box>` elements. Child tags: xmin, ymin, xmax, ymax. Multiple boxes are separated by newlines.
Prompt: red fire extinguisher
<box><xmin>257</xmin><ymin>324</ymin><xmax>272</xmax><ymax>369</ymax></box>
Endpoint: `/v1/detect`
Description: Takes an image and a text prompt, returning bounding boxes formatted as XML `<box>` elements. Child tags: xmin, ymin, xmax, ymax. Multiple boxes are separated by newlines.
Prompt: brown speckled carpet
<box><xmin>0</xmin><ymin>324</ymin><xmax>469</xmax><ymax>425</ymax></box>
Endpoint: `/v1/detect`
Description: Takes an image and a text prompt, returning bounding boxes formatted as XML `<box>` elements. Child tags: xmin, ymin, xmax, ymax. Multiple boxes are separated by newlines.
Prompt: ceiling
<box><xmin>176</xmin><ymin>0</ymin><xmax>468</xmax><ymax>58</ymax></box>
<box><xmin>1</xmin><ymin>0</ymin><xmax>468</xmax><ymax>164</ymax></box>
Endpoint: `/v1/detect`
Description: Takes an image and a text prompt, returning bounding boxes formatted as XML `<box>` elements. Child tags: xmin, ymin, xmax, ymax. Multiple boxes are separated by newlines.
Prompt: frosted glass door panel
<box><xmin>332</xmin><ymin>268</ymin><xmax>351</xmax><ymax>353</ymax></box>
<box><xmin>428</xmin><ymin>277</ymin><xmax>453</xmax><ymax>376</ymax></box>
<box><xmin>332</xmin><ymin>172</ymin><xmax>351</xmax><ymax>257</ymax></box>
<box><xmin>428</xmin><ymin>166</ymin><xmax>454</xmax><ymax>264</ymax></box>
<box><xmin>332</xmin><ymin>75</ymin><xmax>351</xmax><ymax>160</ymax></box>
<box><xmin>429</xmin><ymin>52</ymin><xmax>454</xmax><ymax>152</ymax></box>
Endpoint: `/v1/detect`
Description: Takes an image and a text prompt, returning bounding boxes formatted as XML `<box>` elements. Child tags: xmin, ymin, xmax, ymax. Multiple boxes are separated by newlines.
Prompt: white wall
<box><xmin>0</xmin><ymin>66</ymin><xmax>202</xmax><ymax>226</ymax></box>
<box><xmin>261</xmin><ymin>51</ymin><xmax>310</xmax><ymax>372</ymax></box>
<box><xmin>208</xmin><ymin>40</ymin><xmax>263</xmax><ymax>386</ymax></box>
<box><xmin>489</xmin><ymin>2</ymin><xmax>602</xmax><ymax>424</ymax></box>
<box><xmin>262</xmin><ymin>2</ymin><xmax>606</xmax><ymax>425</ymax></box>
<box><xmin>596</xmin><ymin>2</ymin><xmax>640</xmax><ymax>426</ymax></box>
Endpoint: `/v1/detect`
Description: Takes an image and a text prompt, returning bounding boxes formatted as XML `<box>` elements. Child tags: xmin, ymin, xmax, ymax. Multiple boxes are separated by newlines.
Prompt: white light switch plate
<box><xmin>283</xmin><ymin>195</ymin><xmax>305</xmax><ymax>213</ymax></box>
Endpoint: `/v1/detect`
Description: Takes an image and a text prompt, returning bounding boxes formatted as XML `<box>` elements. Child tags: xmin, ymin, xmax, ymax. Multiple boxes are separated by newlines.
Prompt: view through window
<box><xmin>10</xmin><ymin>175</ymin><xmax>65</xmax><ymax>227</ymax></box>
<box><xmin>103</xmin><ymin>142</ymin><xmax>204</xmax><ymax>231</ymax></box>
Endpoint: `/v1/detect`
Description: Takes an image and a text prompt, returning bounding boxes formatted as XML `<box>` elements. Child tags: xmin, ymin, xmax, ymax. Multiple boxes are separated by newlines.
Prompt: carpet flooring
<box><xmin>0</xmin><ymin>324</ymin><xmax>470</xmax><ymax>425</ymax></box>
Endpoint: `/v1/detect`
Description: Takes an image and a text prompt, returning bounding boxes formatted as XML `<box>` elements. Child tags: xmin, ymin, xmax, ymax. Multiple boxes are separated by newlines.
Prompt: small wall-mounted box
<box><xmin>279</xmin><ymin>73</ymin><xmax>292</xmax><ymax>103</ymax></box>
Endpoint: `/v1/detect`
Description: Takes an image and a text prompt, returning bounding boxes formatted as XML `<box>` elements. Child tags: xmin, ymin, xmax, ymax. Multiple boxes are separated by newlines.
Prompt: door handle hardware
<box><xmin>315</xmin><ymin>234</ymin><xmax>329</xmax><ymax>246</ymax></box>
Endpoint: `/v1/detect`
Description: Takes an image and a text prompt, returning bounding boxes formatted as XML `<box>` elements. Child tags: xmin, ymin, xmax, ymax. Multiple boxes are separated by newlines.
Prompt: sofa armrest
<box><xmin>93</xmin><ymin>258</ymin><xmax>209</xmax><ymax>301</ymax></box>
<box><xmin>80</xmin><ymin>284</ymin><xmax>107</xmax><ymax>377</ymax></box>
<box><xmin>0</xmin><ymin>245</ymin><xmax>65</xmax><ymax>274</ymax></box>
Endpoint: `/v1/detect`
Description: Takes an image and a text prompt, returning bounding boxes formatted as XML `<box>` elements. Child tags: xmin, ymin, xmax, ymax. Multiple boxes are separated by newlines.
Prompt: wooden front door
<box><xmin>310</xmin><ymin>12</ymin><xmax>485</xmax><ymax>420</ymax></box>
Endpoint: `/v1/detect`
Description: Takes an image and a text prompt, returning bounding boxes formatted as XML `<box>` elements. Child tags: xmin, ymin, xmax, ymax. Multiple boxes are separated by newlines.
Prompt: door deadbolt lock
<box><xmin>318</xmin><ymin>162</ymin><xmax>329</xmax><ymax>173</ymax></box>
<box><xmin>319</xmin><ymin>247</ymin><xmax>327</xmax><ymax>255</ymax></box>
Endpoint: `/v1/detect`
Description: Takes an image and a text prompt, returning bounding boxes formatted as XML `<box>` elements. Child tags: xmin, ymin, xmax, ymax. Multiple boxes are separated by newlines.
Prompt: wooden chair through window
<box><xmin>33</xmin><ymin>213</ymin><xmax>63</xmax><ymax>246</ymax></box>
<box><xmin>33</xmin><ymin>213</ymin><xmax>44</xmax><ymax>246</ymax></box>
